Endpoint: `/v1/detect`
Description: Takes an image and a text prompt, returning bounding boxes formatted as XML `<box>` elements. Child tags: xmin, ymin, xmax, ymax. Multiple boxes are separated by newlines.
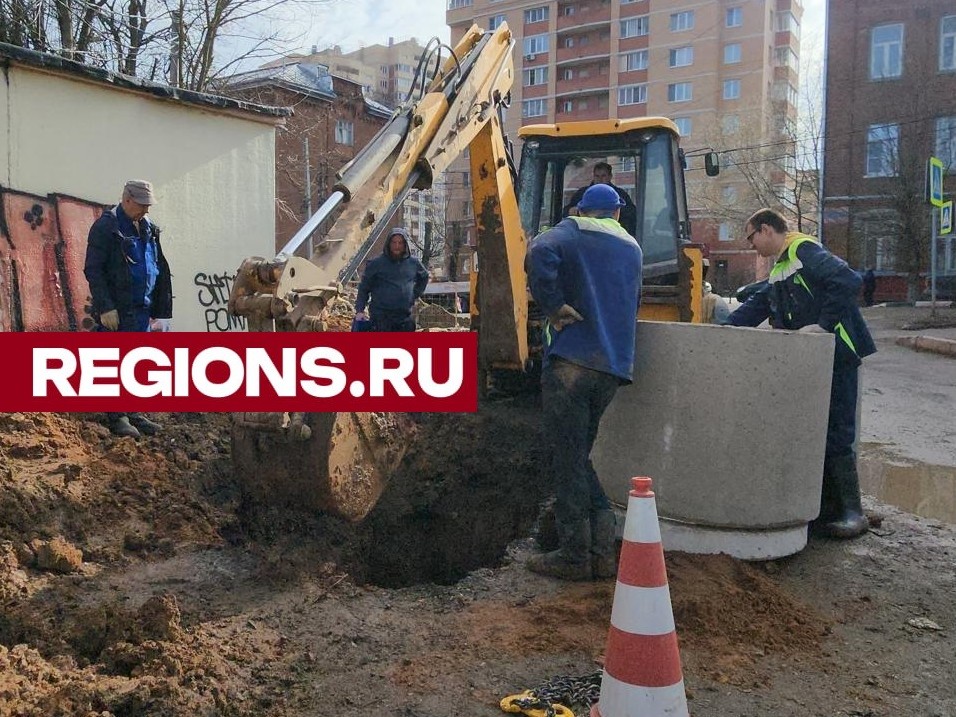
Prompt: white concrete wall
<box><xmin>1</xmin><ymin>64</ymin><xmax>277</xmax><ymax>332</ymax></box>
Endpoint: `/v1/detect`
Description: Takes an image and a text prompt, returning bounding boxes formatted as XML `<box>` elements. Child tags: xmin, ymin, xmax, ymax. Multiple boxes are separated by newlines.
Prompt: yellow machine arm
<box><xmin>227</xmin><ymin>24</ymin><xmax>526</xmax><ymax>523</ymax></box>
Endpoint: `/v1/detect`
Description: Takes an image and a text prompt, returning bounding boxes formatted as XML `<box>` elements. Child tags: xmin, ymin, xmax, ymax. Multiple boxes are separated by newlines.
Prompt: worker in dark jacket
<box><xmin>525</xmin><ymin>183</ymin><xmax>644</xmax><ymax>580</ymax></box>
<box><xmin>84</xmin><ymin>179</ymin><xmax>172</xmax><ymax>438</ymax></box>
<box><xmin>728</xmin><ymin>208</ymin><xmax>876</xmax><ymax>539</ymax></box>
<box><xmin>355</xmin><ymin>228</ymin><xmax>429</xmax><ymax>331</ymax></box>
<box><xmin>563</xmin><ymin>162</ymin><xmax>637</xmax><ymax>233</ymax></box>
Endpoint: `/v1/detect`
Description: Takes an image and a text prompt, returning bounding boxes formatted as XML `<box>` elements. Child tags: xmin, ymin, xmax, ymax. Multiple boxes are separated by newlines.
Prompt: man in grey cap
<box><xmin>84</xmin><ymin>179</ymin><xmax>173</xmax><ymax>438</ymax></box>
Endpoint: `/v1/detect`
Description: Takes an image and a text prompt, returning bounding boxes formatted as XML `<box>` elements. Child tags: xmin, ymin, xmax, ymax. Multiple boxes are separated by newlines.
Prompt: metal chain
<box><xmin>512</xmin><ymin>671</ymin><xmax>603</xmax><ymax>717</ymax></box>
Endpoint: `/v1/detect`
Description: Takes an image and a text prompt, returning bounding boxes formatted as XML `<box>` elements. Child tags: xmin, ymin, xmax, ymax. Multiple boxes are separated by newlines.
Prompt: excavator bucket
<box><xmin>231</xmin><ymin>411</ymin><xmax>415</xmax><ymax>523</ymax></box>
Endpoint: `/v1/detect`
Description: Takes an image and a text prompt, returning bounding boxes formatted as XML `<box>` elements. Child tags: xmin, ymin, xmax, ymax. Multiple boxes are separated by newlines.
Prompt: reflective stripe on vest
<box><xmin>834</xmin><ymin>321</ymin><xmax>858</xmax><ymax>355</ymax></box>
<box><xmin>768</xmin><ymin>234</ymin><xmax>817</xmax><ymax>285</ymax></box>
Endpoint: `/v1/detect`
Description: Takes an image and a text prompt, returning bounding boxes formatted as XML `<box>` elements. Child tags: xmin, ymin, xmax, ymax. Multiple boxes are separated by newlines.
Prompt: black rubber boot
<box><xmin>527</xmin><ymin>519</ymin><xmax>592</xmax><ymax>581</ymax></box>
<box><xmin>109</xmin><ymin>415</ymin><xmax>141</xmax><ymax>438</ymax></box>
<box><xmin>816</xmin><ymin>454</ymin><xmax>868</xmax><ymax>539</ymax></box>
<box><xmin>129</xmin><ymin>413</ymin><xmax>162</xmax><ymax>435</ymax></box>
<box><xmin>590</xmin><ymin>509</ymin><xmax>618</xmax><ymax>579</ymax></box>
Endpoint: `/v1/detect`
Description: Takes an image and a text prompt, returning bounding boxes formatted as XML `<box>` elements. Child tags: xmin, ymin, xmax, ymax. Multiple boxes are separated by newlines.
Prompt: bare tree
<box><xmin>694</xmin><ymin>36</ymin><xmax>823</xmax><ymax>237</ymax></box>
<box><xmin>0</xmin><ymin>0</ymin><xmax>317</xmax><ymax>91</ymax></box>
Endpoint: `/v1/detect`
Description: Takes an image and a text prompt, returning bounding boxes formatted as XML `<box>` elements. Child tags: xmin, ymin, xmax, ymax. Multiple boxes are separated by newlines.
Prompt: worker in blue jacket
<box><xmin>525</xmin><ymin>183</ymin><xmax>644</xmax><ymax>580</ymax></box>
<box><xmin>355</xmin><ymin>228</ymin><xmax>429</xmax><ymax>331</ymax></box>
<box><xmin>84</xmin><ymin>179</ymin><xmax>172</xmax><ymax>439</ymax></box>
<box><xmin>728</xmin><ymin>208</ymin><xmax>876</xmax><ymax>539</ymax></box>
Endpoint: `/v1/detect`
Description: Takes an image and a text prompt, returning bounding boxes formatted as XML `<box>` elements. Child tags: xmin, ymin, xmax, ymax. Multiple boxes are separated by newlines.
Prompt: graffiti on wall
<box><xmin>194</xmin><ymin>271</ymin><xmax>246</xmax><ymax>332</ymax></box>
<box><xmin>0</xmin><ymin>185</ymin><xmax>104</xmax><ymax>332</ymax></box>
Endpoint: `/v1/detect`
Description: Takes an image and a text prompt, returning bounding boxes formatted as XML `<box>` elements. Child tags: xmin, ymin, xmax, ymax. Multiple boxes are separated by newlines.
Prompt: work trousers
<box><xmin>826</xmin><ymin>360</ymin><xmax>859</xmax><ymax>459</ymax></box>
<box><xmin>371</xmin><ymin>311</ymin><xmax>415</xmax><ymax>332</ymax></box>
<box><xmin>541</xmin><ymin>358</ymin><xmax>620</xmax><ymax>525</ymax></box>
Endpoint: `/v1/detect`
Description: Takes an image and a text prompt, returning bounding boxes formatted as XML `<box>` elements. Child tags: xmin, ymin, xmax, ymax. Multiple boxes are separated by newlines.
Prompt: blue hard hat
<box><xmin>578</xmin><ymin>183</ymin><xmax>625</xmax><ymax>212</ymax></box>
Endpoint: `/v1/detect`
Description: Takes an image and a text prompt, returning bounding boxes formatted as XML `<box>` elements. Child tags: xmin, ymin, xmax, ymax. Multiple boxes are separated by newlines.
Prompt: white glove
<box><xmin>798</xmin><ymin>324</ymin><xmax>828</xmax><ymax>334</ymax></box>
<box><xmin>549</xmin><ymin>304</ymin><xmax>583</xmax><ymax>331</ymax></box>
<box><xmin>99</xmin><ymin>309</ymin><xmax>119</xmax><ymax>331</ymax></box>
<box><xmin>149</xmin><ymin>318</ymin><xmax>172</xmax><ymax>332</ymax></box>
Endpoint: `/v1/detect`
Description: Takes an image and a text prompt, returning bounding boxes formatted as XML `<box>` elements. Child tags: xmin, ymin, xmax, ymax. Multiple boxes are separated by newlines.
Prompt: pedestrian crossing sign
<box><xmin>928</xmin><ymin>157</ymin><xmax>945</xmax><ymax>207</ymax></box>
<box><xmin>942</xmin><ymin>200</ymin><xmax>953</xmax><ymax>236</ymax></box>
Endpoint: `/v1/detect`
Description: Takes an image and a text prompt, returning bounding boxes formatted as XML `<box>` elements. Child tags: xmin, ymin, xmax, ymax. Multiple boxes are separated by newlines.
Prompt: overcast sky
<box><xmin>301</xmin><ymin>0</ymin><xmax>825</xmax><ymax>55</ymax></box>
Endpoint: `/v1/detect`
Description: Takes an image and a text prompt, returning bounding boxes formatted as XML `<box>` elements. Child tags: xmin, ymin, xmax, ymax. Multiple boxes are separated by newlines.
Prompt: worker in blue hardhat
<box><xmin>524</xmin><ymin>183</ymin><xmax>643</xmax><ymax>580</ymax></box>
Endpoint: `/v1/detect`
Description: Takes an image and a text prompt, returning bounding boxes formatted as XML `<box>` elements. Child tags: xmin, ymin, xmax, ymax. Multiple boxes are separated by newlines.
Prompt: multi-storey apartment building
<box><xmin>293</xmin><ymin>38</ymin><xmax>425</xmax><ymax>110</ymax></box>
<box><xmin>447</xmin><ymin>0</ymin><xmax>802</xmax><ymax>292</ymax></box>
<box><xmin>822</xmin><ymin>0</ymin><xmax>956</xmax><ymax>301</ymax></box>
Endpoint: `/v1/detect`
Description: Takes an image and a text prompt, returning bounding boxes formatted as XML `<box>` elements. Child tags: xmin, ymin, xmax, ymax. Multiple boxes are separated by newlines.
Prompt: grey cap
<box><xmin>124</xmin><ymin>179</ymin><xmax>155</xmax><ymax>205</ymax></box>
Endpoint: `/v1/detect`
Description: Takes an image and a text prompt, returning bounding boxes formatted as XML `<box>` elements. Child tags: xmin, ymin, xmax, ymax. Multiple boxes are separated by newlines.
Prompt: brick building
<box><xmin>822</xmin><ymin>0</ymin><xmax>956</xmax><ymax>301</ymax></box>
<box><xmin>225</xmin><ymin>62</ymin><xmax>392</xmax><ymax>253</ymax></box>
<box><xmin>446</xmin><ymin>0</ymin><xmax>803</xmax><ymax>293</ymax></box>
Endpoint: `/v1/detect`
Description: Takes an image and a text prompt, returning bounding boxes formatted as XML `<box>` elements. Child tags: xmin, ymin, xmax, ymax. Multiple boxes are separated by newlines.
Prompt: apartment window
<box><xmin>936</xmin><ymin>116</ymin><xmax>956</xmax><ymax>169</ymax></box>
<box><xmin>523</xmin><ymin>34</ymin><xmax>549</xmax><ymax>56</ymax></box>
<box><xmin>618</xmin><ymin>83</ymin><xmax>647</xmax><ymax>106</ymax></box>
<box><xmin>619</xmin><ymin>50</ymin><xmax>648</xmax><ymax>72</ymax></box>
<box><xmin>776</xmin><ymin>11</ymin><xmax>800</xmax><ymax>37</ymax></box>
<box><xmin>523</xmin><ymin>98</ymin><xmax>547</xmax><ymax>118</ymax></box>
<box><xmin>525</xmin><ymin>6</ymin><xmax>548</xmax><ymax>23</ymax></box>
<box><xmin>726</xmin><ymin>7</ymin><xmax>742</xmax><ymax>28</ymax></box>
<box><xmin>620</xmin><ymin>156</ymin><xmax>636</xmax><ymax>172</ymax></box>
<box><xmin>870</xmin><ymin>24</ymin><xmax>903</xmax><ymax>79</ymax></box>
<box><xmin>724</xmin><ymin>43</ymin><xmax>741</xmax><ymax>64</ymax></box>
<box><xmin>562</xmin><ymin>100</ymin><xmax>574</xmax><ymax>113</ymax></box>
<box><xmin>488</xmin><ymin>14</ymin><xmax>506</xmax><ymax>30</ymax></box>
<box><xmin>670</xmin><ymin>11</ymin><xmax>694</xmax><ymax>32</ymax></box>
<box><xmin>865</xmin><ymin>123</ymin><xmax>899</xmax><ymax>177</ymax></box>
<box><xmin>722</xmin><ymin>186</ymin><xmax>738</xmax><ymax>204</ymax></box>
<box><xmin>718</xmin><ymin>223</ymin><xmax>733</xmax><ymax>241</ymax></box>
<box><xmin>334</xmin><ymin>120</ymin><xmax>354</xmax><ymax>146</ymax></box>
<box><xmin>564</xmin><ymin>36</ymin><xmax>575</xmax><ymax>48</ymax></box>
<box><xmin>563</xmin><ymin>68</ymin><xmax>574</xmax><ymax>80</ymax></box>
<box><xmin>447</xmin><ymin>0</ymin><xmax>472</xmax><ymax>8</ymax></box>
<box><xmin>668</xmin><ymin>82</ymin><xmax>692</xmax><ymax>102</ymax></box>
<box><xmin>722</xmin><ymin>114</ymin><xmax>739</xmax><ymax>134</ymax></box>
<box><xmin>674</xmin><ymin>117</ymin><xmax>692</xmax><ymax>136</ymax></box>
<box><xmin>523</xmin><ymin>66</ymin><xmax>548</xmax><ymax>86</ymax></box>
<box><xmin>941</xmin><ymin>16</ymin><xmax>956</xmax><ymax>71</ymax></box>
<box><xmin>563</xmin><ymin>5</ymin><xmax>574</xmax><ymax>15</ymax></box>
<box><xmin>723</xmin><ymin>79</ymin><xmax>741</xmax><ymax>100</ymax></box>
<box><xmin>620</xmin><ymin>16</ymin><xmax>649</xmax><ymax>38</ymax></box>
<box><xmin>669</xmin><ymin>46</ymin><xmax>694</xmax><ymax>68</ymax></box>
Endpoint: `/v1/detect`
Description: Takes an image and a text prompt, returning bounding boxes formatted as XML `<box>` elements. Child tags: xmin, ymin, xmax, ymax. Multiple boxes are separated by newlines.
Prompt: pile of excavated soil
<box><xmin>1</xmin><ymin>408</ymin><xmax>833</xmax><ymax>715</ymax></box>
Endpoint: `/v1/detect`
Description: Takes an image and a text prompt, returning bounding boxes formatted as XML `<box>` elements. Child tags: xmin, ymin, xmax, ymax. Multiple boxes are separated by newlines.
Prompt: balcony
<box><xmin>556</xmin><ymin>5</ymin><xmax>611</xmax><ymax>32</ymax></box>
<box><xmin>556</xmin><ymin>38</ymin><xmax>610</xmax><ymax>64</ymax></box>
<box><xmin>555</xmin><ymin>72</ymin><xmax>611</xmax><ymax>96</ymax></box>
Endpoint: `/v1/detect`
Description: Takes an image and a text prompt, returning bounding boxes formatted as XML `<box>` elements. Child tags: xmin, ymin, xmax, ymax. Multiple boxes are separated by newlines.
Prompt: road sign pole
<box><xmin>931</xmin><ymin>205</ymin><xmax>938</xmax><ymax>317</ymax></box>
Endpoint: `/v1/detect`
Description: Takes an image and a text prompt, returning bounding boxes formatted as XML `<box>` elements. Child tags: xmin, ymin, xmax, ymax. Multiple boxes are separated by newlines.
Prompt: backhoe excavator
<box><xmin>228</xmin><ymin>22</ymin><xmax>710</xmax><ymax>523</ymax></box>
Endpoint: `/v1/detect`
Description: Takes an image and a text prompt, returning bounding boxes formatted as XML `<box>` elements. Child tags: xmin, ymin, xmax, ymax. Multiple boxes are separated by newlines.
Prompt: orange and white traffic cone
<box><xmin>591</xmin><ymin>477</ymin><xmax>689</xmax><ymax>717</ymax></box>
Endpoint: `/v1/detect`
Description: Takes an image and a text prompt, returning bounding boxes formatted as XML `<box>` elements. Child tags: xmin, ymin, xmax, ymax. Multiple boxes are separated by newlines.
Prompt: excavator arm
<box><xmin>228</xmin><ymin>24</ymin><xmax>526</xmax><ymax>522</ymax></box>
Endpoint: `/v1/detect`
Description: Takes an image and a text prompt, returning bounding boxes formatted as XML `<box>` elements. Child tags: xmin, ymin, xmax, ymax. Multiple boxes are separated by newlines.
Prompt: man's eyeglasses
<box><xmin>745</xmin><ymin>227</ymin><xmax>759</xmax><ymax>244</ymax></box>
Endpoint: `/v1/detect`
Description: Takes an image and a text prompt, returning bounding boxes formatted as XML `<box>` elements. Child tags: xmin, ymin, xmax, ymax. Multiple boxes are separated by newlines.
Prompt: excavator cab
<box><xmin>472</xmin><ymin>118</ymin><xmax>703</xmax><ymax>385</ymax></box>
<box><xmin>516</xmin><ymin>118</ymin><xmax>691</xmax><ymax>278</ymax></box>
